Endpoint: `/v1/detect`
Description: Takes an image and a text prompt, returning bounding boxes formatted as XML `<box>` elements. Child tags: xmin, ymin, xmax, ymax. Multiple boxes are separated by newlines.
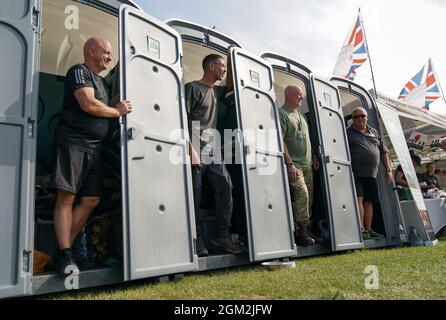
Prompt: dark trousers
<box><xmin>192</xmin><ymin>164</ymin><xmax>233</xmax><ymax>242</ymax></box>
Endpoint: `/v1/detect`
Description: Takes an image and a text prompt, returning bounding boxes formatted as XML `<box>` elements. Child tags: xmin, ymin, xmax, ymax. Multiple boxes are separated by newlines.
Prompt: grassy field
<box><xmin>47</xmin><ymin>237</ymin><xmax>446</xmax><ymax>300</ymax></box>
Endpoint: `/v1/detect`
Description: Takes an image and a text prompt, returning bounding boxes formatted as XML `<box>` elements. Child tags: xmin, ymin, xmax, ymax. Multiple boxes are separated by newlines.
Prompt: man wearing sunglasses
<box><xmin>347</xmin><ymin>107</ymin><xmax>392</xmax><ymax>240</ymax></box>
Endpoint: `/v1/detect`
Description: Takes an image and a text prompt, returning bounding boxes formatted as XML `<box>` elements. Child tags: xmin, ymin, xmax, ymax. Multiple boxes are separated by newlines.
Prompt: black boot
<box><xmin>54</xmin><ymin>248</ymin><xmax>80</xmax><ymax>277</ymax></box>
<box><xmin>296</xmin><ymin>223</ymin><xmax>316</xmax><ymax>246</ymax></box>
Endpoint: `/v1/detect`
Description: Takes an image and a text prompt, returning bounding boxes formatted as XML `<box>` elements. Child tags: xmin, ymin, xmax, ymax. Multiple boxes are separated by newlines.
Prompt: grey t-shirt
<box><xmin>185</xmin><ymin>81</ymin><xmax>227</xmax><ymax>156</ymax></box>
<box><xmin>347</xmin><ymin>125</ymin><xmax>388</xmax><ymax>178</ymax></box>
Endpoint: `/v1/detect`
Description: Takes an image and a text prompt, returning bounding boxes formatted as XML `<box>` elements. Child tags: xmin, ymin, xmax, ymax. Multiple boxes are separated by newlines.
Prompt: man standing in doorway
<box><xmin>347</xmin><ymin>107</ymin><xmax>392</xmax><ymax>239</ymax></box>
<box><xmin>185</xmin><ymin>49</ymin><xmax>241</xmax><ymax>257</ymax></box>
<box><xmin>49</xmin><ymin>37</ymin><xmax>132</xmax><ymax>275</ymax></box>
<box><xmin>279</xmin><ymin>85</ymin><xmax>321</xmax><ymax>246</ymax></box>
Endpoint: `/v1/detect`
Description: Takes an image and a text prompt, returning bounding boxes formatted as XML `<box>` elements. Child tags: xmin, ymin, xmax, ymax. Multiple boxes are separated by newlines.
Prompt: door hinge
<box><xmin>22</xmin><ymin>250</ymin><xmax>31</xmax><ymax>273</ymax></box>
<box><xmin>27</xmin><ymin>118</ymin><xmax>35</xmax><ymax>139</ymax></box>
<box><xmin>127</xmin><ymin>127</ymin><xmax>136</xmax><ymax>140</ymax></box>
<box><xmin>32</xmin><ymin>8</ymin><xmax>40</xmax><ymax>30</ymax></box>
<box><xmin>202</xmin><ymin>33</ymin><xmax>209</xmax><ymax>45</ymax></box>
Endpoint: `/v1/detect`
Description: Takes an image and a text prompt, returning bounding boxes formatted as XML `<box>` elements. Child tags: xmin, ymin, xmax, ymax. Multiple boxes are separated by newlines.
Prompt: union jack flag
<box><xmin>398</xmin><ymin>58</ymin><xmax>442</xmax><ymax>109</ymax></box>
<box><xmin>333</xmin><ymin>14</ymin><xmax>368</xmax><ymax>80</ymax></box>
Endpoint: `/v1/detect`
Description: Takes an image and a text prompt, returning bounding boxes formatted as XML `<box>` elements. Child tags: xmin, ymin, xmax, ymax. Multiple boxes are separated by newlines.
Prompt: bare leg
<box><xmin>70</xmin><ymin>196</ymin><xmax>100</xmax><ymax>245</ymax></box>
<box><xmin>363</xmin><ymin>201</ymin><xmax>374</xmax><ymax>230</ymax></box>
<box><xmin>357</xmin><ymin>196</ymin><xmax>365</xmax><ymax>228</ymax></box>
<box><xmin>54</xmin><ymin>190</ymin><xmax>76</xmax><ymax>250</ymax></box>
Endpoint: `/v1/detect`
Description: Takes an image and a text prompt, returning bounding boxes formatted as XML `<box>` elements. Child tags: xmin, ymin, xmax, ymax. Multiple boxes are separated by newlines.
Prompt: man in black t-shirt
<box><xmin>418</xmin><ymin>162</ymin><xmax>445</xmax><ymax>190</ymax></box>
<box><xmin>49</xmin><ymin>37</ymin><xmax>132</xmax><ymax>275</ymax></box>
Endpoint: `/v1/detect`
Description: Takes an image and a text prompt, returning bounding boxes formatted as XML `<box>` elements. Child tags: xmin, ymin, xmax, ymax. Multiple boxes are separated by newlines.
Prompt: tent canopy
<box><xmin>372</xmin><ymin>90</ymin><xmax>446</xmax><ymax>164</ymax></box>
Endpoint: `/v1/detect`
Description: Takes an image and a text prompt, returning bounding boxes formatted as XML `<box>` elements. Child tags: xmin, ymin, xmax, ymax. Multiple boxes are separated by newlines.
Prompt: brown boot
<box><xmin>296</xmin><ymin>223</ymin><xmax>316</xmax><ymax>246</ymax></box>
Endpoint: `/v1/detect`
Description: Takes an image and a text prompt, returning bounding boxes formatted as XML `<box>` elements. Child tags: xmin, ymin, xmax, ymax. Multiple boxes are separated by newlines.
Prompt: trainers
<box><xmin>211</xmin><ymin>238</ymin><xmax>242</xmax><ymax>254</ymax></box>
<box><xmin>197</xmin><ymin>248</ymin><xmax>209</xmax><ymax>257</ymax></box>
<box><xmin>367</xmin><ymin>229</ymin><xmax>385</xmax><ymax>239</ymax></box>
<box><xmin>54</xmin><ymin>249</ymin><xmax>80</xmax><ymax>277</ymax></box>
<box><xmin>361</xmin><ymin>228</ymin><xmax>371</xmax><ymax>240</ymax></box>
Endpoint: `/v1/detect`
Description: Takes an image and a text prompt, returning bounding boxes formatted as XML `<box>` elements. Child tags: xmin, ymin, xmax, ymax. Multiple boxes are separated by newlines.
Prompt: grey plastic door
<box><xmin>231</xmin><ymin>48</ymin><xmax>296</xmax><ymax>261</ymax></box>
<box><xmin>119</xmin><ymin>5</ymin><xmax>197</xmax><ymax>281</ymax></box>
<box><xmin>0</xmin><ymin>0</ymin><xmax>41</xmax><ymax>298</ymax></box>
<box><xmin>310</xmin><ymin>76</ymin><xmax>363</xmax><ymax>251</ymax></box>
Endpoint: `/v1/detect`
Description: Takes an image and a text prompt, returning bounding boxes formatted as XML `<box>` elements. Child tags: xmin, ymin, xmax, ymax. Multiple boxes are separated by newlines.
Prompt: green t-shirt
<box><xmin>279</xmin><ymin>105</ymin><xmax>312</xmax><ymax>168</ymax></box>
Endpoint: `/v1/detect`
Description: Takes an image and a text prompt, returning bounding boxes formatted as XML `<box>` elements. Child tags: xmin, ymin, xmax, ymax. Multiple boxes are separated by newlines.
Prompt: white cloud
<box><xmin>138</xmin><ymin>0</ymin><xmax>446</xmax><ymax>114</ymax></box>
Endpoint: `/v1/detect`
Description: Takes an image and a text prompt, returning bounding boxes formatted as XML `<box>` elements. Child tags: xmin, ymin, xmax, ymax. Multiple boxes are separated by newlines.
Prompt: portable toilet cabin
<box><xmin>1</xmin><ymin>0</ymin><xmax>199</xmax><ymax>298</ymax></box>
<box><xmin>166</xmin><ymin>19</ymin><xmax>297</xmax><ymax>267</ymax></box>
<box><xmin>260</xmin><ymin>52</ymin><xmax>364</xmax><ymax>256</ymax></box>
<box><xmin>330</xmin><ymin>77</ymin><xmax>403</xmax><ymax>248</ymax></box>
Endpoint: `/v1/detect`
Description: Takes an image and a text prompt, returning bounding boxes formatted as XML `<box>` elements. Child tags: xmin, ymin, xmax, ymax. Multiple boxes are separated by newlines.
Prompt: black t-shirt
<box><xmin>395</xmin><ymin>165</ymin><xmax>406</xmax><ymax>184</ymax></box>
<box><xmin>56</xmin><ymin>63</ymin><xmax>111</xmax><ymax>153</ymax></box>
<box><xmin>418</xmin><ymin>172</ymin><xmax>439</xmax><ymax>188</ymax></box>
<box><xmin>395</xmin><ymin>165</ymin><xmax>409</xmax><ymax>200</ymax></box>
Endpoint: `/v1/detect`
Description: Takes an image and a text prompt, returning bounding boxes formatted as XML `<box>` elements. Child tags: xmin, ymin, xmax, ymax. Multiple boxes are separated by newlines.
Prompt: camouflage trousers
<box><xmin>289</xmin><ymin>165</ymin><xmax>313</xmax><ymax>229</ymax></box>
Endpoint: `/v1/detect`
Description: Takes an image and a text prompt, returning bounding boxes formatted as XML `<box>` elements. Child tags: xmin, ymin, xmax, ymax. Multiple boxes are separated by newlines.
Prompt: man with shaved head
<box><xmin>347</xmin><ymin>107</ymin><xmax>392</xmax><ymax>240</ymax></box>
<box><xmin>279</xmin><ymin>85</ymin><xmax>320</xmax><ymax>246</ymax></box>
<box><xmin>185</xmin><ymin>48</ymin><xmax>242</xmax><ymax>257</ymax></box>
<box><xmin>49</xmin><ymin>37</ymin><xmax>132</xmax><ymax>275</ymax></box>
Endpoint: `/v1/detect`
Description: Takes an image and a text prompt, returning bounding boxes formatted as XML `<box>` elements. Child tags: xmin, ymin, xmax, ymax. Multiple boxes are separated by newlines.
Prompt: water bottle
<box><xmin>408</xmin><ymin>226</ymin><xmax>424</xmax><ymax>246</ymax></box>
<box><xmin>398</xmin><ymin>224</ymin><xmax>407</xmax><ymax>243</ymax></box>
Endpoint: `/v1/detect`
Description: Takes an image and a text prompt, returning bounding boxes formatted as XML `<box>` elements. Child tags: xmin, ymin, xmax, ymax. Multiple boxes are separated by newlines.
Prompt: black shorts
<box><xmin>49</xmin><ymin>145</ymin><xmax>103</xmax><ymax>197</ymax></box>
<box><xmin>354</xmin><ymin>176</ymin><xmax>379</xmax><ymax>202</ymax></box>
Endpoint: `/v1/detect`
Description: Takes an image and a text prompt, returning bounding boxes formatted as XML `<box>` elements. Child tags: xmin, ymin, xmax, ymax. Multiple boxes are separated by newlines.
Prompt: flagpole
<box><xmin>430</xmin><ymin>58</ymin><xmax>446</xmax><ymax>104</ymax></box>
<box><xmin>359</xmin><ymin>7</ymin><xmax>378</xmax><ymax>98</ymax></box>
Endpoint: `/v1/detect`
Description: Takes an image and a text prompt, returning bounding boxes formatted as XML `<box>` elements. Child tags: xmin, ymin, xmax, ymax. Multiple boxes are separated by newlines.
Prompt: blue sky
<box><xmin>135</xmin><ymin>0</ymin><xmax>446</xmax><ymax>114</ymax></box>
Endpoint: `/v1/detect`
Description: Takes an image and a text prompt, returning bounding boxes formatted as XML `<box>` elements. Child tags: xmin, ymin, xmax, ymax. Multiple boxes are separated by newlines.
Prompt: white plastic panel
<box><xmin>232</xmin><ymin>48</ymin><xmax>296</xmax><ymax>261</ymax></box>
<box><xmin>119</xmin><ymin>5</ymin><xmax>197</xmax><ymax>281</ymax></box>
<box><xmin>0</xmin><ymin>0</ymin><xmax>41</xmax><ymax>298</ymax></box>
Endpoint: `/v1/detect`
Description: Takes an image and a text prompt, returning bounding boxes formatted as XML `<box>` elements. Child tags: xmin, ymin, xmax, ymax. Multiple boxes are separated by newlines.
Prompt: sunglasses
<box><xmin>353</xmin><ymin>114</ymin><xmax>367</xmax><ymax>119</ymax></box>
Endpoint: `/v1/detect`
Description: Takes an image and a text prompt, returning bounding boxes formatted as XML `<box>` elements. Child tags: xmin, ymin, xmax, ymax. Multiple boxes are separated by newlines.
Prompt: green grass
<box><xmin>47</xmin><ymin>238</ymin><xmax>446</xmax><ymax>300</ymax></box>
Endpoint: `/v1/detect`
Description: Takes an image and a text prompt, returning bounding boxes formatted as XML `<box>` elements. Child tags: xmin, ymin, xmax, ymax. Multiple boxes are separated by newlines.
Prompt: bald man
<box><xmin>279</xmin><ymin>85</ymin><xmax>320</xmax><ymax>246</ymax></box>
<box><xmin>49</xmin><ymin>37</ymin><xmax>132</xmax><ymax>275</ymax></box>
<box><xmin>346</xmin><ymin>107</ymin><xmax>392</xmax><ymax>240</ymax></box>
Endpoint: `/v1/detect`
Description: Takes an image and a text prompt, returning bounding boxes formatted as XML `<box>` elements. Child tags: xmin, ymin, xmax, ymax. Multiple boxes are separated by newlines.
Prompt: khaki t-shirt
<box><xmin>279</xmin><ymin>105</ymin><xmax>312</xmax><ymax>168</ymax></box>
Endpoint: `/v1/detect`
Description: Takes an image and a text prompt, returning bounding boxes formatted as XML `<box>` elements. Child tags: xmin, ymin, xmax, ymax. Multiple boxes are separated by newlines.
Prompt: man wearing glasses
<box><xmin>347</xmin><ymin>107</ymin><xmax>392</xmax><ymax>240</ymax></box>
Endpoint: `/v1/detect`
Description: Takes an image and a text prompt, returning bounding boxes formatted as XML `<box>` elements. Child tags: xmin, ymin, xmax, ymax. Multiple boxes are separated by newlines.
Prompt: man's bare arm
<box><xmin>74</xmin><ymin>87</ymin><xmax>131</xmax><ymax>118</ymax></box>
